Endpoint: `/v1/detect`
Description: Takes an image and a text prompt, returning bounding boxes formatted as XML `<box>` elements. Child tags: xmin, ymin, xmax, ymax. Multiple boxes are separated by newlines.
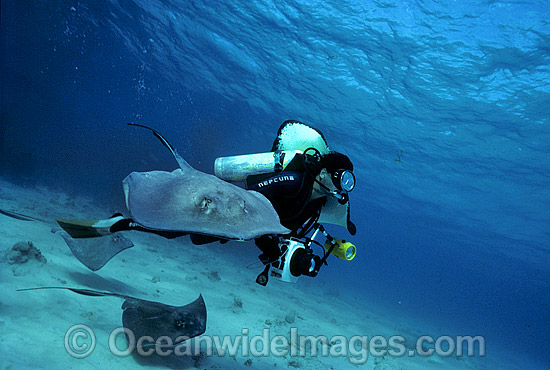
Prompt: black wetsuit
<box><xmin>246</xmin><ymin>154</ymin><xmax>327</xmax><ymax>262</ymax></box>
<box><xmin>246</xmin><ymin>154</ymin><xmax>326</xmax><ymax>234</ymax></box>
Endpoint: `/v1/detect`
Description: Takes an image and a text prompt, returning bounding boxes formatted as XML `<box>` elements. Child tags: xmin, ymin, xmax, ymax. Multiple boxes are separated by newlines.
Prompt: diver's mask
<box><xmin>331</xmin><ymin>169</ymin><xmax>355</xmax><ymax>192</ymax></box>
<box><xmin>316</xmin><ymin>168</ymin><xmax>355</xmax><ymax>204</ymax></box>
<box><xmin>327</xmin><ymin>169</ymin><xmax>355</xmax><ymax>204</ymax></box>
<box><xmin>303</xmin><ymin>148</ymin><xmax>356</xmax><ymax>204</ymax></box>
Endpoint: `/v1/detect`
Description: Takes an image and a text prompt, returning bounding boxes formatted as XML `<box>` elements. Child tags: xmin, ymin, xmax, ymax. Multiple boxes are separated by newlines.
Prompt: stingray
<box><xmin>122</xmin><ymin>124</ymin><xmax>289</xmax><ymax>240</ymax></box>
<box><xmin>271</xmin><ymin>120</ymin><xmax>330</xmax><ymax>155</ymax></box>
<box><xmin>52</xmin><ymin>124</ymin><xmax>289</xmax><ymax>271</ymax></box>
<box><xmin>19</xmin><ymin>287</ymin><xmax>207</xmax><ymax>348</ymax></box>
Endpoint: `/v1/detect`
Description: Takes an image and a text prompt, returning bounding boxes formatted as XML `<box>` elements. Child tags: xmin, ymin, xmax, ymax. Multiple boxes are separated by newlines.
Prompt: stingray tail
<box><xmin>17</xmin><ymin>286</ymin><xmax>128</xmax><ymax>299</ymax></box>
<box><xmin>127</xmin><ymin>123</ymin><xmax>190</xmax><ymax>170</ymax></box>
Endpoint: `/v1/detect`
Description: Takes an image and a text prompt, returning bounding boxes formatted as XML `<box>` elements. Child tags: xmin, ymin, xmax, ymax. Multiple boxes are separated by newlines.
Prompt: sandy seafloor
<box><xmin>0</xmin><ymin>177</ymin><xmax>523</xmax><ymax>370</ymax></box>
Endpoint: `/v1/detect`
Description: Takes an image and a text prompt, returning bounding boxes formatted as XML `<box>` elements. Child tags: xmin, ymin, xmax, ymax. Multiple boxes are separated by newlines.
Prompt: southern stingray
<box><xmin>54</xmin><ymin>123</ymin><xmax>289</xmax><ymax>270</ymax></box>
<box><xmin>19</xmin><ymin>287</ymin><xmax>207</xmax><ymax>348</ymax></box>
<box><xmin>122</xmin><ymin>169</ymin><xmax>287</xmax><ymax>239</ymax></box>
<box><xmin>122</xmin><ymin>123</ymin><xmax>289</xmax><ymax>239</ymax></box>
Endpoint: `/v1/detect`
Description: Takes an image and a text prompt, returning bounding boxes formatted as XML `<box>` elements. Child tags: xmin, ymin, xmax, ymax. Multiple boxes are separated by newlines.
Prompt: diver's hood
<box><xmin>273</xmin><ymin>120</ymin><xmax>356</xmax><ymax>235</ymax></box>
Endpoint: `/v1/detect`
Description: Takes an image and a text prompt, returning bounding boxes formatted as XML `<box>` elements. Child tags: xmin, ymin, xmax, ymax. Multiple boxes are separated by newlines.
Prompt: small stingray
<box><xmin>271</xmin><ymin>120</ymin><xmax>330</xmax><ymax>155</ymax></box>
<box><xmin>57</xmin><ymin>231</ymin><xmax>134</xmax><ymax>271</ymax></box>
<box><xmin>19</xmin><ymin>287</ymin><xmax>207</xmax><ymax>348</ymax></box>
<box><xmin>124</xmin><ymin>124</ymin><xmax>289</xmax><ymax>240</ymax></box>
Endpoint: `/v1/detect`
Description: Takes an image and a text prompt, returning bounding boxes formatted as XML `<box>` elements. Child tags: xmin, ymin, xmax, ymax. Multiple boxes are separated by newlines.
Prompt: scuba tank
<box><xmin>214</xmin><ymin>150</ymin><xmax>302</xmax><ymax>182</ymax></box>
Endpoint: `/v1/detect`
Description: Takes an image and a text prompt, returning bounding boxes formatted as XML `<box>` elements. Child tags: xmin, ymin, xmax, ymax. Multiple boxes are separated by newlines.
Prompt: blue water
<box><xmin>2</xmin><ymin>0</ymin><xmax>549</xmax><ymax>368</ymax></box>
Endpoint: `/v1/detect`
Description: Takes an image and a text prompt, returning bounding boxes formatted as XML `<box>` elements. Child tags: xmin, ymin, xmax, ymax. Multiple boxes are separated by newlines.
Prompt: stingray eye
<box><xmin>175</xmin><ymin>319</ymin><xmax>185</xmax><ymax>328</ymax></box>
<box><xmin>199</xmin><ymin>197</ymin><xmax>212</xmax><ymax>211</ymax></box>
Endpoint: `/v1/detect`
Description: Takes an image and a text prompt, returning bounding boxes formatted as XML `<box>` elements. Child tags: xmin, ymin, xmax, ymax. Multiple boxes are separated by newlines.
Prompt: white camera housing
<box><xmin>270</xmin><ymin>239</ymin><xmax>305</xmax><ymax>283</ymax></box>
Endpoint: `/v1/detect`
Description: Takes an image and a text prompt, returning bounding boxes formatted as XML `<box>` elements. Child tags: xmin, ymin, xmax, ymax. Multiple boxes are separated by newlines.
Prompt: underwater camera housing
<box><xmin>255</xmin><ymin>223</ymin><xmax>357</xmax><ymax>286</ymax></box>
<box><xmin>270</xmin><ymin>238</ymin><xmax>322</xmax><ymax>283</ymax></box>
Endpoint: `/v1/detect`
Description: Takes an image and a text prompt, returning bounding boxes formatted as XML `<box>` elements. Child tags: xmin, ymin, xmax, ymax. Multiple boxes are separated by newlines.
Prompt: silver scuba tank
<box><xmin>214</xmin><ymin>150</ymin><xmax>302</xmax><ymax>181</ymax></box>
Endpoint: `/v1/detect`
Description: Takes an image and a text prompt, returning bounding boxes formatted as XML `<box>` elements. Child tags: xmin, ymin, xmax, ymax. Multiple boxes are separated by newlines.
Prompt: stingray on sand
<box><xmin>19</xmin><ymin>287</ymin><xmax>207</xmax><ymax>348</ymax></box>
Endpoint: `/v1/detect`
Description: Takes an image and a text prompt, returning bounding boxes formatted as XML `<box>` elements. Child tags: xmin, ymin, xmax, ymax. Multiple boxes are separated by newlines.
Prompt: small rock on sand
<box><xmin>5</xmin><ymin>241</ymin><xmax>46</xmax><ymax>265</ymax></box>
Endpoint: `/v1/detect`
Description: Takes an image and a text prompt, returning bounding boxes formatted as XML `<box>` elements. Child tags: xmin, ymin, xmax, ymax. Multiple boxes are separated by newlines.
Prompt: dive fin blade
<box><xmin>56</xmin><ymin>216</ymin><xmax>124</xmax><ymax>238</ymax></box>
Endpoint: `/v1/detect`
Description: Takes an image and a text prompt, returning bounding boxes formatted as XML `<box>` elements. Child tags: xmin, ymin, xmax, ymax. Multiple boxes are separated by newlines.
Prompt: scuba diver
<box><xmin>214</xmin><ymin>120</ymin><xmax>357</xmax><ymax>285</ymax></box>
<box><xmin>56</xmin><ymin>121</ymin><xmax>357</xmax><ymax>284</ymax></box>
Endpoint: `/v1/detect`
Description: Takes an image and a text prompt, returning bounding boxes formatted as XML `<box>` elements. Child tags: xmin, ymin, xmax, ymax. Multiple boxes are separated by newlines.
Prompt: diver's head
<box><xmin>308</xmin><ymin>151</ymin><xmax>355</xmax><ymax>202</ymax></box>
<box><xmin>320</xmin><ymin>152</ymin><xmax>355</xmax><ymax>191</ymax></box>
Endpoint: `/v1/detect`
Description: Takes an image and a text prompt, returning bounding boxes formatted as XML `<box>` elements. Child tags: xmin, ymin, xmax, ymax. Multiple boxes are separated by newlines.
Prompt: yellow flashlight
<box><xmin>324</xmin><ymin>238</ymin><xmax>356</xmax><ymax>261</ymax></box>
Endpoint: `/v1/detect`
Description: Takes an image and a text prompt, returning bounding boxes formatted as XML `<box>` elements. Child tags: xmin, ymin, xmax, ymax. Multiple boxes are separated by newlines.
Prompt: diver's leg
<box><xmin>111</xmin><ymin>218</ymin><xmax>189</xmax><ymax>239</ymax></box>
<box><xmin>57</xmin><ymin>214</ymin><xmax>188</xmax><ymax>239</ymax></box>
<box><xmin>254</xmin><ymin>235</ymin><xmax>282</xmax><ymax>286</ymax></box>
<box><xmin>255</xmin><ymin>235</ymin><xmax>281</xmax><ymax>263</ymax></box>
<box><xmin>189</xmin><ymin>234</ymin><xmax>228</xmax><ymax>245</ymax></box>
